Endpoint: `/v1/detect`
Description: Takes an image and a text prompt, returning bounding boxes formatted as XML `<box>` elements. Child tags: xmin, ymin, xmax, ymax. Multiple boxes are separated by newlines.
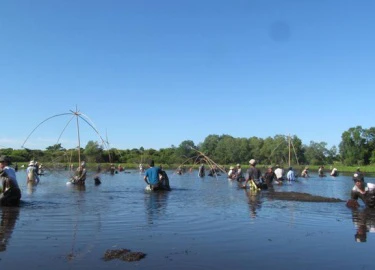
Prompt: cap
<box><xmin>29</xmin><ymin>160</ymin><xmax>35</xmax><ymax>166</ymax></box>
<box><xmin>230</xmin><ymin>166</ymin><xmax>234</xmax><ymax>170</ymax></box>
<box><xmin>236</xmin><ymin>164</ymin><xmax>240</xmax><ymax>167</ymax></box>
<box><xmin>353</xmin><ymin>173</ymin><xmax>364</xmax><ymax>182</ymax></box>
<box><xmin>249</xmin><ymin>159</ymin><xmax>256</xmax><ymax>165</ymax></box>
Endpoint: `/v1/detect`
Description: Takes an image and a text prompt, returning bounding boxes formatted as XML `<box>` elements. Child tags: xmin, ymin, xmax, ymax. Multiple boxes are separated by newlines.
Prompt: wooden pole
<box><xmin>74</xmin><ymin>107</ymin><xmax>81</xmax><ymax>166</ymax></box>
<box><xmin>288</xmin><ymin>134</ymin><xmax>291</xmax><ymax>167</ymax></box>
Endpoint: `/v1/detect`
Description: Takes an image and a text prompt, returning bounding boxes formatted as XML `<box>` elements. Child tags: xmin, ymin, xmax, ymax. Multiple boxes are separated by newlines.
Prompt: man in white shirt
<box><xmin>274</xmin><ymin>164</ymin><xmax>284</xmax><ymax>183</ymax></box>
<box><xmin>0</xmin><ymin>155</ymin><xmax>21</xmax><ymax>206</ymax></box>
<box><xmin>349</xmin><ymin>175</ymin><xmax>375</xmax><ymax>208</ymax></box>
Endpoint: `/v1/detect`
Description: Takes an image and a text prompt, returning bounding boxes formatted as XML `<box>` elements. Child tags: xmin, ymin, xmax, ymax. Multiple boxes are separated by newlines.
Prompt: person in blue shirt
<box><xmin>144</xmin><ymin>160</ymin><xmax>162</xmax><ymax>190</ymax></box>
<box><xmin>286</xmin><ymin>167</ymin><xmax>296</xmax><ymax>182</ymax></box>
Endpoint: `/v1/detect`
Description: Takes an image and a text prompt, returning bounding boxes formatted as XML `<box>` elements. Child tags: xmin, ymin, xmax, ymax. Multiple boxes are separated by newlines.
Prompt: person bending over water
<box><xmin>71</xmin><ymin>161</ymin><xmax>87</xmax><ymax>185</ymax></box>
<box><xmin>26</xmin><ymin>160</ymin><xmax>40</xmax><ymax>185</ymax></box>
<box><xmin>330</xmin><ymin>168</ymin><xmax>338</xmax><ymax>176</ymax></box>
<box><xmin>301</xmin><ymin>167</ymin><xmax>309</xmax><ymax>178</ymax></box>
<box><xmin>318</xmin><ymin>166</ymin><xmax>325</xmax><ymax>177</ymax></box>
<box><xmin>263</xmin><ymin>166</ymin><xmax>276</xmax><ymax>188</ymax></box>
<box><xmin>347</xmin><ymin>174</ymin><xmax>375</xmax><ymax>208</ymax></box>
<box><xmin>243</xmin><ymin>159</ymin><xmax>266</xmax><ymax>190</ymax></box>
<box><xmin>227</xmin><ymin>166</ymin><xmax>236</xmax><ymax>179</ymax></box>
<box><xmin>0</xmin><ymin>156</ymin><xmax>21</xmax><ymax>206</ymax></box>
<box><xmin>144</xmin><ymin>160</ymin><xmax>170</xmax><ymax>191</ymax></box>
<box><xmin>274</xmin><ymin>164</ymin><xmax>284</xmax><ymax>184</ymax></box>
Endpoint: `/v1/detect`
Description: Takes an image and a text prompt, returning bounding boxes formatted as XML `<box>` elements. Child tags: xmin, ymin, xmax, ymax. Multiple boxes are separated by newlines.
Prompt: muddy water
<box><xmin>0</xmin><ymin>170</ymin><xmax>374</xmax><ymax>270</ymax></box>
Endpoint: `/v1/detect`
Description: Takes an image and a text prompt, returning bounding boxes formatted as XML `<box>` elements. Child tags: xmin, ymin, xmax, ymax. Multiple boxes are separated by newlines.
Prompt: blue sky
<box><xmin>1</xmin><ymin>0</ymin><xmax>374</xmax><ymax>151</ymax></box>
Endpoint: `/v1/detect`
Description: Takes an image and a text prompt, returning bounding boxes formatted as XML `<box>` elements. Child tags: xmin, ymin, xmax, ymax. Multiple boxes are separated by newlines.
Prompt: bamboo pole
<box><xmin>188</xmin><ymin>146</ymin><xmax>226</xmax><ymax>174</ymax></box>
<box><xmin>288</xmin><ymin>134</ymin><xmax>291</xmax><ymax>167</ymax></box>
<box><xmin>74</xmin><ymin>108</ymin><xmax>81</xmax><ymax>166</ymax></box>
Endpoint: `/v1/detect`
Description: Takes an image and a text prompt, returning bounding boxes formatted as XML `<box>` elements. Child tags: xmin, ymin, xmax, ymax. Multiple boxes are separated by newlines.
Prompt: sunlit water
<box><xmin>1</xmin><ymin>169</ymin><xmax>375</xmax><ymax>270</ymax></box>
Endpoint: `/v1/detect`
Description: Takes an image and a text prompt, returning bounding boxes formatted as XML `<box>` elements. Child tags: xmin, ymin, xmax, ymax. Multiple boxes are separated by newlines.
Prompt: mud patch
<box><xmin>103</xmin><ymin>249</ymin><xmax>146</xmax><ymax>262</ymax></box>
<box><xmin>267</xmin><ymin>191</ymin><xmax>344</xmax><ymax>202</ymax></box>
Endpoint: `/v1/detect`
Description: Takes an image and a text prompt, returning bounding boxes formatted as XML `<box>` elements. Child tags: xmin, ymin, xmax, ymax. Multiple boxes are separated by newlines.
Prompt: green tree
<box><xmin>326</xmin><ymin>145</ymin><xmax>339</xmax><ymax>164</ymax></box>
<box><xmin>200</xmin><ymin>135</ymin><xmax>220</xmax><ymax>157</ymax></box>
<box><xmin>45</xmin><ymin>143</ymin><xmax>66</xmax><ymax>151</ymax></box>
<box><xmin>304</xmin><ymin>141</ymin><xmax>329</xmax><ymax>165</ymax></box>
<box><xmin>248</xmin><ymin>137</ymin><xmax>264</xmax><ymax>163</ymax></box>
<box><xmin>236</xmin><ymin>138</ymin><xmax>251</xmax><ymax>163</ymax></box>
<box><xmin>339</xmin><ymin>126</ymin><xmax>367</xmax><ymax>165</ymax></box>
<box><xmin>175</xmin><ymin>140</ymin><xmax>196</xmax><ymax>163</ymax></box>
<box><xmin>159</xmin><ymin>148</ymin><xmax>176</xmax><ymax>165</ymax></box>
<box><xmin>83</xmin><ymin>141</ymin><xmax>103</xmax><ymax>163</ymax></box>
<box><xmin>214</xmin><ymin>135</ymin><xmax>236</xmax><ymax>164</ymax></box>
<box><xmin>9</xmin><ymin>149</ymin><xmax>29</xmax><ymax>162</ymax></box>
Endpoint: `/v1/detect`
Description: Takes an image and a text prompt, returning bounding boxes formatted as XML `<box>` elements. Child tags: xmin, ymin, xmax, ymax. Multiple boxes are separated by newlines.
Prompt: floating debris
<box><xmin>66</xmin><ymin>253</ymin><xmax>75</xmax><ymax>261</ymax></box>
<box><xmin>103</xmin><ymin>249</ymin><xmax>146</xmax><ymax>262</ymax></box>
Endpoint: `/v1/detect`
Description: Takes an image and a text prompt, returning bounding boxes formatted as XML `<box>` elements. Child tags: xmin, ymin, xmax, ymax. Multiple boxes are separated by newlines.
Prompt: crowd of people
<box><xmin>223</xmin><ymin>159</ymin><xmax>375</xmax><ymax>211</ymax></box>
<box><xmin>226</xmin><ymin>160</ymin><xmax>298</xmax><ymax>189</ymax></box>
<box><xmin>2</xmin><ymin>153</ymin><xmax>375</xmax><ymax>211</ymax></box>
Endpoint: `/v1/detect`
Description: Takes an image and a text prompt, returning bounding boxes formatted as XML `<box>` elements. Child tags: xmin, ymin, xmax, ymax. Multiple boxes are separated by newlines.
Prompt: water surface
<box><xmin>0</xmin><ymin>170</ymin><xmax>374</xmax><ymax>270</ymax></box>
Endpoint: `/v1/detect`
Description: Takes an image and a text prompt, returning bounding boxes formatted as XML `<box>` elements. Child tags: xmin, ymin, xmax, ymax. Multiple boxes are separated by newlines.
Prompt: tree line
<box><xmin>1</xmin><ymin>126</ymin><xmax>373</xmax><ymax>167</ymax></box>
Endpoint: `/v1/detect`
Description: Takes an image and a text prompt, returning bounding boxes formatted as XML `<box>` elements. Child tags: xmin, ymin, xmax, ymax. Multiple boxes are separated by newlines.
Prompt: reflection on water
<box><xmin>351</xmin><ymin>208</ymin><xmax>375</xmax><ymax>243</ymax></box>
<box><xmin>0</xmin><ymin>206</ymin><xmax>20</xmax><ymax>252</ymax></box>
<box><xmin>27</xmin><ymin>182</ymin><xmax>38</xmax><ymax>195</ymax></box>
<box><xmin>245</xmin><ymin>190</ymin><xmax>262</xmax><ymax>219</ymax></box>
<box><xmin>68</xmin><ymin>183</ymin><xmax>87</xmax><ymax>193</ymax></box>
<box><xmin>144</xmin><ymin>190</ymin><xmax>169</xmax><ymax>225</ymax></box>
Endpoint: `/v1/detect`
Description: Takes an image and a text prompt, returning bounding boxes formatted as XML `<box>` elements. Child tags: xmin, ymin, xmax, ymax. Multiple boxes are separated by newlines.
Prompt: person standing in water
<box><xmin>72</xmin><ymin>161</ymin><xmax>87</xmax><ymax>185</ymax></box>
<box><xmin>159</xmin><ymin>165</ymin><xmax>171</xmax><ymax>191</ymax></box>
<box><xmin>274</xmin><ymin>164</ymin><xmax>284</xmax><ymax>184</ymax></box>
<box><xmin>198</xmin><ymin>163</ymin><xmax>205</xmax><ymax>177</ymax></box>
<box><xmin>144</xmin><ymin>160</ymin><xmax>162</xmax><ymax>190</ymax></box>
<box><xmin>0</xmin><ymin>156</ymin><xmax>21</xmax><ymax>206</ymax></box>
<box><xmin>286</xmin><ymin>167</ymin><xmax>296</xmax><ymax>182</ymax></box>
<box><xmin>26</xmin><ymin>160</ymin><xmax>39</xmax><ymax>185</ymax></box>
<box><xmin>301</xmin><ymin>167</ymin><xmax>309</xmax><ymax>178</ymax></box>
<box><xmin>236</xmin><ymin>164</ymin><xmax>244</xmax><ymax>181</ymax></box>
<box><xmin>244</xmin><ymin>159</ymin><xmax>264</xmax><ymax>189</ymax></box>
<box><xmin>263</xmin><ymin>165</ymin><xmax>276</xmax><ymax>188</ymax></box>
<box><xmin>318</xmin><ymin>166</ymin><xmax>325</xmax><ymax>177</ymax></box>
<box><xmin>330</xmin><ymin>168</ymin><xmax>338</xmax><ymax>176</ymax></box>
